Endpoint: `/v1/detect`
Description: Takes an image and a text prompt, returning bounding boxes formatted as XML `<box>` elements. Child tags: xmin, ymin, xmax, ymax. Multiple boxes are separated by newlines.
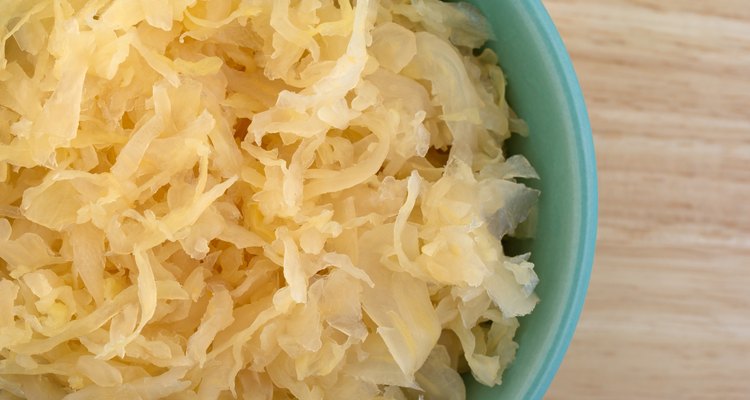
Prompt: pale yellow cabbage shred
<box><xmin>0</xmin><ymin>0</ymin><xmax>539</xmax><ymax>398</ymax></box>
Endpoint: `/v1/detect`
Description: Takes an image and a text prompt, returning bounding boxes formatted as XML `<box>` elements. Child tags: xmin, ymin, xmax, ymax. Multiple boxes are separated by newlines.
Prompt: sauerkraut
<box><xmin>0</xmin><ymin>0</ymin><xmax>539</xmax><ymax>399</ymax></box>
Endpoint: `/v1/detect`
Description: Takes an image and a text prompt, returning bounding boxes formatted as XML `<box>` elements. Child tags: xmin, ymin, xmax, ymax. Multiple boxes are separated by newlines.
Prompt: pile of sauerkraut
<box><xmin>0</xmin><ymin>0</ymin><xmax>540</xmax><ymax>398</ymax></box>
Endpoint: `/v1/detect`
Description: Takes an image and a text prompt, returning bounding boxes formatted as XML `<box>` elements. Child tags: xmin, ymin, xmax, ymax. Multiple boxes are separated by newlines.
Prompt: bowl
<box><xmin>463</xmin><ymin>1</ymin><xmax>598</xmax><ymax>399</ymax></box>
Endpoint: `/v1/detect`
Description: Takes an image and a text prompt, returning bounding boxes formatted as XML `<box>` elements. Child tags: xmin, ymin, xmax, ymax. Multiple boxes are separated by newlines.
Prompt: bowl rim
<box><xmin>522</xmin><ymin>1</ymin><xmax>598</xmax><ymax>398</ymax></box>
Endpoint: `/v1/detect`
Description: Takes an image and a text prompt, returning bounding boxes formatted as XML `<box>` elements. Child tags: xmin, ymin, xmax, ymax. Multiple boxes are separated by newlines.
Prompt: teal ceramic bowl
<box><xmin>463</xmin><ymin>1</ymin><xmax>598</xmax><ymax>399</ymax></box>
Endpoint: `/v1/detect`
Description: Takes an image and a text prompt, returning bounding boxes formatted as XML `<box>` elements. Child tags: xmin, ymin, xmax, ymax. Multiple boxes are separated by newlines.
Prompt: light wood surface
<box><xmin>540</xmin><ymin>1</ymin><xmax>750</xmax><ymax>399</ymax></box>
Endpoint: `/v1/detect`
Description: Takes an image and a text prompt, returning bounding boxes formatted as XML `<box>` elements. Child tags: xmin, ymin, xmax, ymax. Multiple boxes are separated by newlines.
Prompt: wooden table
<box><xmin>541</xmin><ymin>1</ymin><xmax>750</xmax><ymax>399</ymax></box>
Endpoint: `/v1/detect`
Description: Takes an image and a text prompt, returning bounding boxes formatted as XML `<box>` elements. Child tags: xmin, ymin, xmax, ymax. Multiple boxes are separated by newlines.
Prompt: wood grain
<box><xmin>540</xmin><ymin>1</ymin><xmax>750</xmax><ymax>399</ymax></box>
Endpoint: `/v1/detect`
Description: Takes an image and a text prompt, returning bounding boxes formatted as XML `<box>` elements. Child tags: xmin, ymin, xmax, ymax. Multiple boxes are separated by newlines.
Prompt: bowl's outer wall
<box><xmin>462</xmin><ymin>1</ymin><xmax>598</xmax><ymax>399</ymax></box>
